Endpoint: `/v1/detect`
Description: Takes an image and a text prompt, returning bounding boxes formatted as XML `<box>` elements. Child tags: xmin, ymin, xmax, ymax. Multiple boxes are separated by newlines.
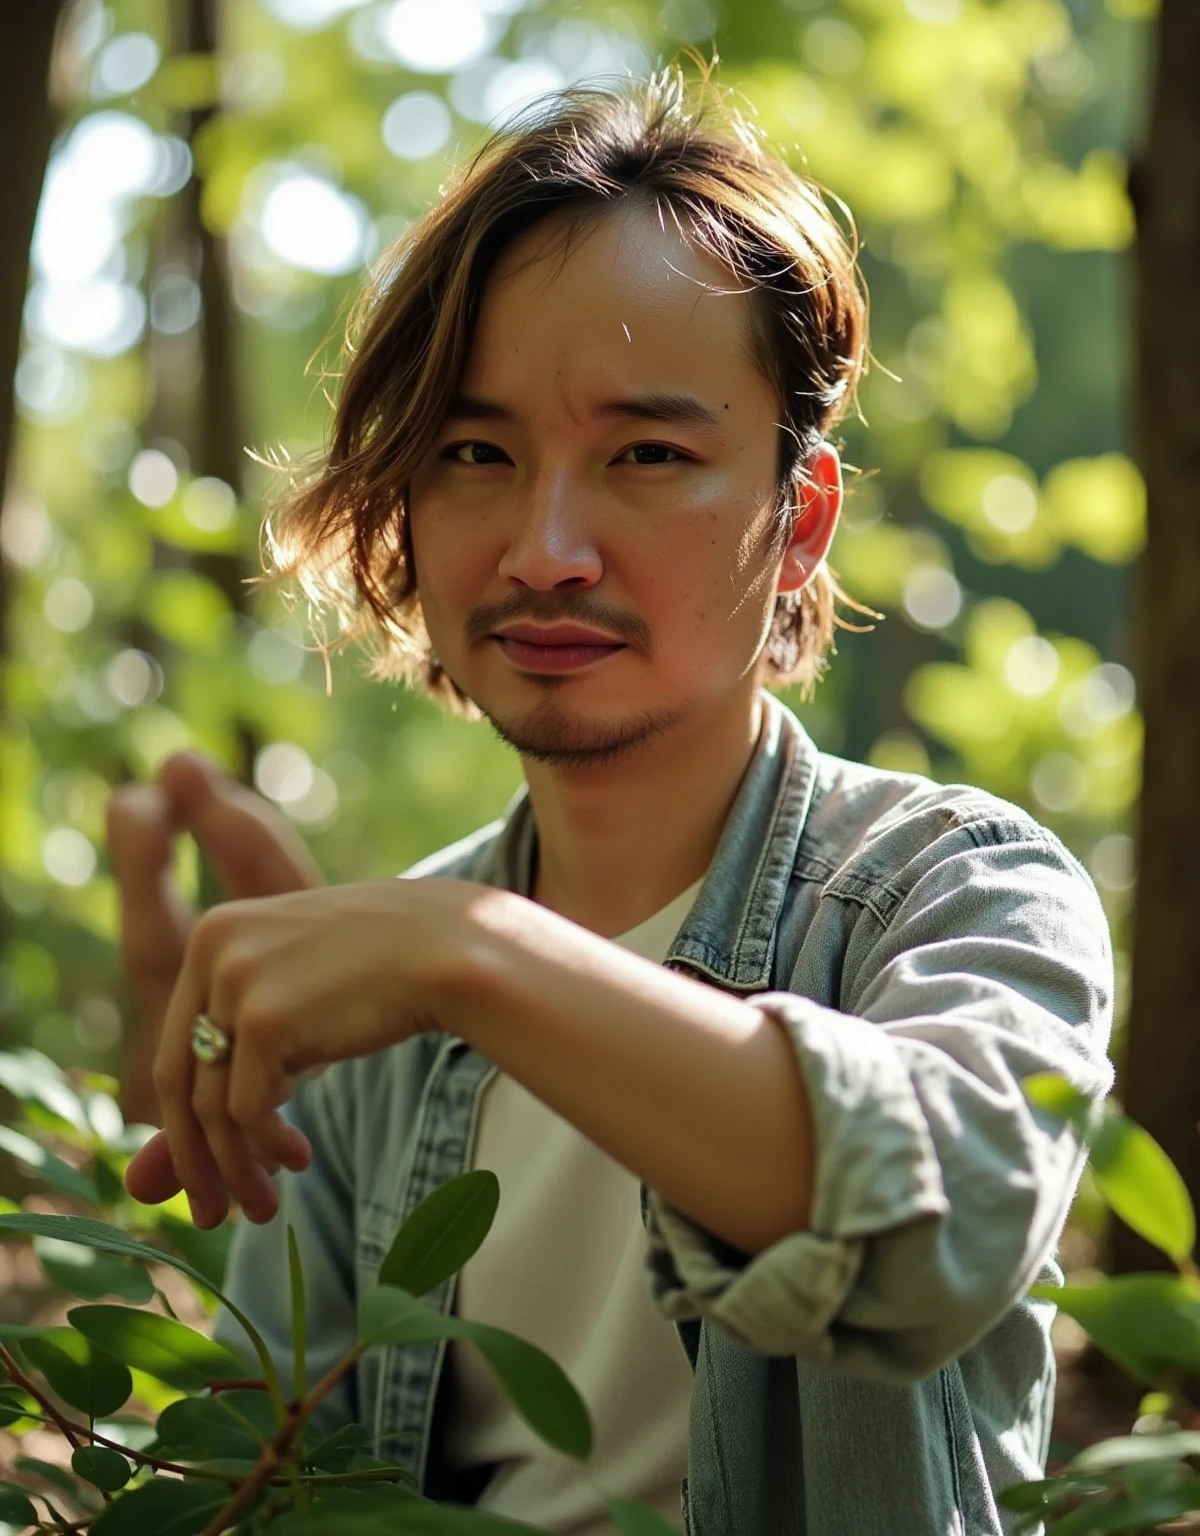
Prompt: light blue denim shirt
<box><xmin>214</xmin><ymin>689</ymin><xmax>1115</xmax><ymax>1535</ymax></box>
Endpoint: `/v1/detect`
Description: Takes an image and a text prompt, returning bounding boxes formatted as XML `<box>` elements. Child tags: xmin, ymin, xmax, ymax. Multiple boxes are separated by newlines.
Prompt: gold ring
<box><xmin>191</xmin><ymin>1012</ymin><xmax>232</xmax><ymax>1066</ymax></box>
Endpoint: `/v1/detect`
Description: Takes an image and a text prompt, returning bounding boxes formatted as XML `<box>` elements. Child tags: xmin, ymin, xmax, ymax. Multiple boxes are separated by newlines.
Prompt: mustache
<box><xmin>466</xmin><ymin>598</ymin><xmax>651</xmax><ymax>653</ymax></box>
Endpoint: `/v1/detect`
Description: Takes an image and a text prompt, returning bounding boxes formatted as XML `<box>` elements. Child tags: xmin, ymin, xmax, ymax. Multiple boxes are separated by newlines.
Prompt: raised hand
<box><xmin>106</xmin><ymin>750</ymin><xmax>323</xmax><ymax>1128</ymax></box>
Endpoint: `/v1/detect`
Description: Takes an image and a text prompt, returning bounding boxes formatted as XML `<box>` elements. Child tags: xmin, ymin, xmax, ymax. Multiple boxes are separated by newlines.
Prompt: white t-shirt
<box><xmin>443</xmin><ymin>878</ymin><xmax>705</xmax><ymax>1533</ymax></box>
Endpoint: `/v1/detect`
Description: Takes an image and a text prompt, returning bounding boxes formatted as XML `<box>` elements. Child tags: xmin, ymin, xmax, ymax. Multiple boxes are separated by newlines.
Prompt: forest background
<box><xmin>0</xmin><ymin>0</ymin><xmax>1161</xmax><ymax>1438</ymax></box>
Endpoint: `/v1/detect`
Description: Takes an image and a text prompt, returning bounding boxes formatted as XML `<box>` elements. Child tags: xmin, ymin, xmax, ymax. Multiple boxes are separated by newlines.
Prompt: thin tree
<box><xmin>1111</xmin><ymin>0</ymin><xmax>1200</xmax><ymax>1278</ymax></box>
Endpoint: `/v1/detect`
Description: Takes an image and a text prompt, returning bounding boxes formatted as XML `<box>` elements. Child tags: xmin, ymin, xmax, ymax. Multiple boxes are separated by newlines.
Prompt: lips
<box><xmin>492</xmin><ymin>631</ymin><xmax>625</xmax><ymax>674</ymax></box>
<box><xmin>494</xmin><ymin>625</ymin><xmax>622</xmax><ymax>647</ymax></box>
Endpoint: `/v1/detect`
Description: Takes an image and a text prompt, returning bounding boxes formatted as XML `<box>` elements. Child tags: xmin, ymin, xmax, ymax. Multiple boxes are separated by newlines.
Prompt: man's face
<box><xmin>407</xmin><ymin>201</ymin><xmax>806</xmax><ymax>769</ymax></box>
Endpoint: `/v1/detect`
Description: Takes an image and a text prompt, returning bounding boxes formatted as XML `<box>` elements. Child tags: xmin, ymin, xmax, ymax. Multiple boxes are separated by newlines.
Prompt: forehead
<box><xmin>462</xmin><ymin>201</ymin><xmax>765</xmax><ymax>398</ymax></box>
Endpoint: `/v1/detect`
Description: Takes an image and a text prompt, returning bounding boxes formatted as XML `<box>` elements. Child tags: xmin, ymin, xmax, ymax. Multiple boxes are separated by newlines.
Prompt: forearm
<box><xmin>437</xmin><ymin>889</ymin><xmax>816</xmax><ymax>1256</ymax></box>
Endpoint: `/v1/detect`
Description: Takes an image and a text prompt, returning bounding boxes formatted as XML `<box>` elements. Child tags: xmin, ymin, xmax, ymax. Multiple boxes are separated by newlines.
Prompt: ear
<box><xmin>775</xmin><ymin>442</ymin><xmax>843</xmax><ymax>596</ymax></box>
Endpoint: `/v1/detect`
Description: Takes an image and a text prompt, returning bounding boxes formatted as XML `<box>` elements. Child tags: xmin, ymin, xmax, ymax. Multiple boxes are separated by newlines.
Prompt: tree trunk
<box><xmin>1109</xmin><ymin>0</ymin><xmax>1200</xmax><ymax>1277</ymax></box>
<box><xmin>0</xmin><ymin>2</ymin><xmax>66</xmax><ymax>1197</ymax></box>
<box><xmin>0</xmin><ymin>4</ymin><xmax>64</xmax><ymax>499</ymax></box>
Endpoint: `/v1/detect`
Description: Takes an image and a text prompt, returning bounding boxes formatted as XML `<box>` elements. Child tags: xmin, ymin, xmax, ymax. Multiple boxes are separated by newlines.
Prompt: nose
<box><xmin>496</xmin><ymin>465</ymin><xmax>603</xmax><ymax>591</ymax></box>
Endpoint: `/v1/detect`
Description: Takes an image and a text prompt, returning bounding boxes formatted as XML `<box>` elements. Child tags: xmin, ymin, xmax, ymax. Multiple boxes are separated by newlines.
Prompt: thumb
<box><xmin>157</xmin><ymin>751</ymin><xmax>324</xmax><ymax>900</ymax></box>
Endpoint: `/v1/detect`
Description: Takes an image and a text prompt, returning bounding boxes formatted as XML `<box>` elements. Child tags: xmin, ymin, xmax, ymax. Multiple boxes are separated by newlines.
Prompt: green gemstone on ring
<box><xmin>191</xmin><ymin>1014</ymin><xmax>231</xmax><ymax>1065</ymax></box>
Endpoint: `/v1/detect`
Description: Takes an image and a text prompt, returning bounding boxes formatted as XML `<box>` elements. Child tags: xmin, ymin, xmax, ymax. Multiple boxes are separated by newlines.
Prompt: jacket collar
<box><xmin>478</xmin><ymin>689</ymin><xmax>820</xmax><ymax>994</ymax></box>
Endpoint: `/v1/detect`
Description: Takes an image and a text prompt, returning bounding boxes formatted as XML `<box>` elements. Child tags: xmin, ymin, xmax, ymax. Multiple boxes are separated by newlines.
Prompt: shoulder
<box><xmin>801</xmin><ymin>750</ymin><xmax>1097</xmax><ymax>919</ymax></box>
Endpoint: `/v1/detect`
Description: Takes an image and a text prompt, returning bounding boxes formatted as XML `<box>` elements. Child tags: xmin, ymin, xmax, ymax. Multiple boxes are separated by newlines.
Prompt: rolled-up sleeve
<box><xmin>645</xmin><ymin>820</ymin><xmax>1115</xmax><ymax>1383</ymax></box>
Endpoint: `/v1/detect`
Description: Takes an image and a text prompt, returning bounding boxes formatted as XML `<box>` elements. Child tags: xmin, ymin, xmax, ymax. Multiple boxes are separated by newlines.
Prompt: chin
<box><xmin>480</xmin><ymin>694</ymin><xmax>685</xmax><ymax>770</ymax></box>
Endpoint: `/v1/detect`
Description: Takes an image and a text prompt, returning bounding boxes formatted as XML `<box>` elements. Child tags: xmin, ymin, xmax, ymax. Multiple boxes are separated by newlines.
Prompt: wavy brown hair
<box><xmin>255</xmin><ymin>63</ymin><xmax>875</xmax><ymax>715</ymax></box>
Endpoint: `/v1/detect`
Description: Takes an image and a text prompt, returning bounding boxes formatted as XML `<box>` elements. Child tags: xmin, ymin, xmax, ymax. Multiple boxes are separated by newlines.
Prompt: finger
<box><xmin>222</xmin><ymin>1021</ymin><xmax>311</xmax><ymax>1172</ymax></box>
<box><xmin>191</xmin><ymin>1058</ymin><xmax>281</xmax><ymax>1225</ymax></box>
<box><xmin>107</xmin><ymin>783</ymin><xmax>195</xmax><ymax>991</ymax></box>
<box><xmin>106</xmin><ymin>782</ymin><xmax>183</xmax><ymax>897</ymax></box>
<box><xmin>123</xmin><ymin>1129</ymin><xmax>183</xmax><ymax>1205</ymax></box>
<box><xmin>158</xmin><ymin>752</ymin><xmax>324</xmax><ymax>898</ymax></box>
<box><xmin>155</xmin><ymin>927</ymin><xmax>233</xmax><ymax>1228</ymax></box>
<box><xmin>244</xmin><ymin>1108</ymin><xmax>311</xmax><ymax>1172</ymax></box>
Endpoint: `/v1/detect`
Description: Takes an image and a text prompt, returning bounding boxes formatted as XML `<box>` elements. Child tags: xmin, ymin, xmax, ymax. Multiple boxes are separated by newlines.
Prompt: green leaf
<box><xmin>379</xmin><ymin>1170</ymin><xmax>500</xmax><ymax>1297</ymax></box>
<box><xmin>1048</xmin><ymin>1479</ymin><xmax>1200</xmax><ymax>1535</ymax></box>
<box><xmin>22</xmin><ymin>1099</ymin><xmax>89</xmax><ymax>1142</ymax></box>
<box><xmin>77</xmin><ymin>1072</ymin><xmax>122</xmax><ymax>1098</ymax></box>
<box><xmin>156</xmin><ymin>1212</ymin><xmax>234</xmax><ymax>1292</ymax></box>
<box><xmin>0</xmin><ymin>1124</ymin><xmax>100</xmax><ymax>1202</ymax></box>
<box><xmin>1071</xmin><ymin>1431</ymin><xmax>1200</xmax><ymax>1473</ymax></box>
<box><xmin>72</xmin><ymin>1444</ymin><xmax>132</xmax><ymax>1492</ymax></box>
<box><xmin>1032</xmin><ymin>1274</ymin><xmax>1200</xmax><ymax>1381</ymax></box>
<box><xmin>14</xmin><ymin>1454</ymin><xmax>99</xmax><ymax>1508</ymax></box>
<box><xmin>1020</xmin><ymin>1072</ymin><xmax>1095</xmax><ymax>1136</ymax></box>
<box><xmin>606</xmin><ymin>1497</ymin><xmax>687</xmax><ymax>1534</ymax></box>
<box><xmin>288</xmin><ymin>1223</ymin><xmax>307</xmax><ymax>1402</ymax></box>
<box><xmin>0</xmin><ymin>1386</ymin><xmax>38</xmax><ymax>1427</ymax></box>
<box><xmin>0</xmin><ymin>1481</ymin><xmax>38</xmax><ymax>1527</ymax></box>
<box><xmin>11</xmin><ymin>1326</ymin><xmax>132</xmax><ymax>1418</ymax></box>
<box><xmin>152</xmin><ymin>1390</ymin><xmax>274</xmax><ymax>1461</ymax></box>
<box><xmin>997</xmin><ymin>1474</ymin><xmax>1109</xmax><ymax>1512</ymax></box>
<box><xmin>93</xmin><ymin>1155</ymin><xmax>131</xmax><ymax>1208</ymax></box>
<box><xmin>0</xmin><ymin>1213</ymin><xmax>277</xmax><ymax>1402</ymax></box>
<box><xmin>36</xmin><ymin>1235</ymin><xmax>156</xmax><ymax>1303</ymax></box>
<box><xmin>0</xmin><ymin>1048</ymin><xmax>89</xmax><ymax>1131</ymax></box>
<box><xmin>359</xmin><ymin>1287</ymin><xmax>592</xmax><ymax>1460</ymax></box>
<box><xmin>95</xmin><ymin>1415</ymin><xmax>160</xmax><ymax>1454</ymax></box>
<box><xmin>89</xmin><ymin>1474</ymin><xmax>240</xmax><ymax>1535</ymax></box>
<box><xmin>1090</xmin><ymin>1112</ymin><xmax>1197</xmax><ymax>1264</ymax></box>
<box><xmin>68</xmin><ymin>1304</ymin><xmax>251</xmax><ymax>1392</ymax></box>
<box><xmin>305</xmin><ymin>1422</ymin><xmax>370</xmax><ymax>1472</ymax></box>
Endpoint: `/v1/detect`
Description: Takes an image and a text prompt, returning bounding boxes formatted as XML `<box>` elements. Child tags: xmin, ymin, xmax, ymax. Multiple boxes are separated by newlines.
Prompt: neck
<box><xmin>522</xmin><ymin>682</ymin><xmax>764</xmax><ymax>939</ymax></box>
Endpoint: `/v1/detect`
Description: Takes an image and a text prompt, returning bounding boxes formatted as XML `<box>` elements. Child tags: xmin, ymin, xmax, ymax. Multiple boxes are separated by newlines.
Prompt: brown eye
<box><xmin>444</xmin><ymin>441</ymin><xmax>510</xmax><ymax>465</ymax></box>
<box><xmin>621</xmin><ymin>443</ymin><xmax>685</xmax><ymax>466</ymax></box>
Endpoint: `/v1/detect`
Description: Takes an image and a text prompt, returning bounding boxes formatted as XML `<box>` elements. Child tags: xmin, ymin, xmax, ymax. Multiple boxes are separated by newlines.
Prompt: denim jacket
<box><xmin>214</xmin><ymin>688</ymin><xmax>1115</xmax><ymax>1535</ymax></box>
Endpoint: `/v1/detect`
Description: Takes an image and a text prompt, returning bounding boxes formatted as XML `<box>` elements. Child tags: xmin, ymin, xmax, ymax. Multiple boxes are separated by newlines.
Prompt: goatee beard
<box><xmin>483</xmin><ymin>697</ymin><xmax>682</xmax><ymax>770</ymax></box>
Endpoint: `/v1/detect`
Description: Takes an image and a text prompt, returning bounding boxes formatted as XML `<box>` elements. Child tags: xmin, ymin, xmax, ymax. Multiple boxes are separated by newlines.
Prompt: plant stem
<box><xmin>6</xmin><ymin>1405</ymin><xmax>411</xmax><ymax>1491</ymax></box>
<box><xmin>194</xmin><ymin>1342</ymin><xmax>367</xmax><ymax>1536</ymax></box>
<box><xmin>0</xmin><ymin>1339</ymin><xmax>86</xmax><ymax>1454</ymax></box>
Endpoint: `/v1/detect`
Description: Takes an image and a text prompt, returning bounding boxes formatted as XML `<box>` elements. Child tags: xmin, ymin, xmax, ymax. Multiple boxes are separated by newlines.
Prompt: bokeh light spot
<box><xmin>129</xmin><ymin>449</ymin><xmax>179</xmax><ymax>508</ymax></box>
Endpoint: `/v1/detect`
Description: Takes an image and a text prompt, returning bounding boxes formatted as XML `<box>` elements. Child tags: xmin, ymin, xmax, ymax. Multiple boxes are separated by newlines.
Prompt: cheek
<box><xmin>409</xmin><ymin>506</ymin><xmax>490</xmax><ymax>608</ymax></box>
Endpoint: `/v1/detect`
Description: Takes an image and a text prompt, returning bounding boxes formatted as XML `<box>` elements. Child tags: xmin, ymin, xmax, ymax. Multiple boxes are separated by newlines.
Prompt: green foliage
<box><xmin>5</xmin><ymin>1326</ymin><xmax>133</xmax><ymax>1418</ymax></box>
<box><xmin>0</xmin><ymin>1051</ymin><xmax>673</xmax><ymax>1531</ymax></box>
<box><xmin>1002</xmin><ymin>1075</ymin><xmax>1200</xmax><ymax>1532</ymax></box>
<box><xmin>72</xmin><ymin>1442</ymin><xmax>134</xmax><ymax>1492</ymax></box>
<box><xmin>1089</xmin><ymin>1116</ymin><xmax>1196</xmax><ymax>1265</ymax></box>
<box><xmin>67</xmin><ymin>1305</ymin><xmax>251</xmax><ymax>1392</ymax></box>
<box><xmin>0</xmin><ymin>1481</ymin><xmax>39</xmax><ymax>1528</ymax></box>
<box><xmin>1030</xmin><ymin>1274</ymin><xmax>1200</xmax><ymax>1382</ymax></box>
<box><xmin>359</xmin><ymin>1286</ymin><xmax>593</xmax><ymax>1461</ymax></box>
<box><xmin>88</xmin><ymin>1476</ymin><xmax>247</xmax><ymax>1535</ymax></box>
<box><xmin>378</xmin><ymin>1168</ymin><xmax>500</xmax><ymax>1295</ymax></box>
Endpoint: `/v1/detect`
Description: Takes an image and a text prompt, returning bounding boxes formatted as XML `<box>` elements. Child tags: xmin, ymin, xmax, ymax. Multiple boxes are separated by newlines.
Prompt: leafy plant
<box><xmin>1000</xmin><ymin>1073</ymin><xmax>1200</xmax><ymax>1534</ymax></box>
<box><xmin>0</xmin><ymin>1049</ymin><xmax>680</xmax><ymax>1533</ymax></box>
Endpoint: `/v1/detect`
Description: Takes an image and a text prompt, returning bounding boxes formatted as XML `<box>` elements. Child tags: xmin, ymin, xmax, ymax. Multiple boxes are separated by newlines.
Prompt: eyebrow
<box><xmin>443</xmin><ymin>390</ymin><xmax>724</xmax><ymax>431</ymax></box>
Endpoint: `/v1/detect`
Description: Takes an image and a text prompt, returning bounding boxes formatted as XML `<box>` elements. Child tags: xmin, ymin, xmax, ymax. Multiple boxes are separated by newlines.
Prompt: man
<box><xmin>110</xmin><ymin>70</ymin><xmax>1114</xmax><ymax>1535</ymax></box>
